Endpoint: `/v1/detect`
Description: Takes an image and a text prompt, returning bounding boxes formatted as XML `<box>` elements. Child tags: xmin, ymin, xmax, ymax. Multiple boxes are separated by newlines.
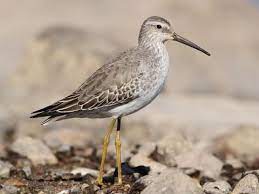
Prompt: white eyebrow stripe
<box><xmin>145</xmin><ymin>21</ymin><xmax>169</xmax><ymax>28</ymax></box>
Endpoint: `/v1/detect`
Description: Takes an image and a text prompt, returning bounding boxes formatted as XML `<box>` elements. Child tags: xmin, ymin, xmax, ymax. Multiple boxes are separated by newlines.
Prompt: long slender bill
<box><xmin>173</xmin><ymin>33</ymin><xmax>210</xmax><ymax>56</ymax></box>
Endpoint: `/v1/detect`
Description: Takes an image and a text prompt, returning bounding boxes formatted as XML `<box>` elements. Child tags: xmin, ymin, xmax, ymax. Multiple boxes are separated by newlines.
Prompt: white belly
<box><xmin>110</xmin><ymin>44</ymin><xmax>170</xmax><ymax>118</ymax></box>
<box><xmin>109</xmin><ymin>74</ymin><xmax>167</xmax><ymax>117</ymax></box>
<box><xmin>109</xmin><ymin>95</ymin><xmax>156</xmax><ymax>118</ymax></box>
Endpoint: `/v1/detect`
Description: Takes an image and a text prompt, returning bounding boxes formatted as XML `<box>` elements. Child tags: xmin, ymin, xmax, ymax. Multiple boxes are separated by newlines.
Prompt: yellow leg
<box><xmin>96</xmin><ymin>119</ymin><xmax>116</xmax><ymax>185</ymax></box>
<box><xmin>115</xmin><ymin>130</ymin><xmax>122</xmax><ymax>185</ymax></box>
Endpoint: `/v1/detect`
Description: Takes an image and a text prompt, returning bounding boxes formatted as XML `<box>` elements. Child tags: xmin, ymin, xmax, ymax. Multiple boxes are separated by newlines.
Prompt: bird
<box><xmin>31</xmin><ymin>16</ymin><xmax>210</xmax><ymax>185</ymax></box>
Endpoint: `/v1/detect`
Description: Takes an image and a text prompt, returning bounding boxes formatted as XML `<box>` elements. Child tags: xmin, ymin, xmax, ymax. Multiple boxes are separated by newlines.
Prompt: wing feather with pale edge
<box><xmin>30</xmin><ymin>49</ymin><xmax>145</xmax><ymax>119</ymax></box>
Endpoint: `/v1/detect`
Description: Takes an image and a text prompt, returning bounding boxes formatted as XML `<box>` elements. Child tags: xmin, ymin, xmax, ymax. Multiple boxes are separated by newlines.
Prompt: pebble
<box><xmin>71</xmin><ymin>167</ymin><xmax>98</xmax><ymax>177</ymax></box>
<box><xmin>43</xmin><ymin>128</ymin><xmax>93</xmax><ymax>148</ymax></box>
<box><xmin>244</xmin><ymin>170</ymin><xmax>259</xmax><ymax>176</ymax></box>
<box><xmin>81</xmin><ymin>183</ymin><xmax>90</xmax><ymax>190</ymax></box>
<box><xmin>22</xmin><ymin>166</ymin><xmax>32</xmax><ymax>178</ymax></box>
<box><xmin>225</xmin><ymin>156</ymin><xmax>244</xmax><ymax>169</ymax></box>
<box><xmin>156</xmin><ymin>132</ymin><xmax>192</xmax><ymax>166</ymax></box>
<box><xmin>95</xmin><ymin>190</ymin><xmax>105</xmax><ymax>194</ymax></box>
<box><xmin>232</xmin><ymin>174</ymin><xmax>259</xmax><ymax>194</ymax></box>
<box><xmin>129</xmin><ymin>143</ymin><xmax>167</xmax><ymax>174</ymax></box>
<box><xmin>141</xmin><ymin>168</ymin><xmax>204</xmax><ymax>194</ymax></box>
<box><xmin>37</xmin><ymin>192</ymin><xmax>46</xmax><ymax>194</ymax></box>
<box><xmin>70</xmin><ymin>186</ymin><xmax>81</xmax><ymax>194</ymax></box>
<box><xmin>10</xmin><ymin>136</ymin><xmax>57</xmax><ymax>165</ymax></box>
<box><xmin>175</xmin><ymin>150</ymin><xmax>223</xmax><ymax>179</ymax></box>
<box><xmin>0</xmin><ymin>160</ymin><xmax>13</xmax><ymax>178</ymax></box>
<box><xmin>217</xmin><ymin>127</ymin><xmax>259</xmax><ymax>165</ymax></box>
<box><xmin>0</xmin><ymin>185</ymin><xmax>19</xmax><ymax>194</ymax></box>
<box><xmin>56</xmin><ymin>144</ymin><xmax>72</xmax><ymax>153</ymax></box>
<box><xmin>203</xmin><ymin>181</ymin><xmax>232</xmax><ymax>194</ymax></box>
<box><xmin>57</xmin><ymin>190</ymin><xmax>69</xmax><ymax>194</ymax></box>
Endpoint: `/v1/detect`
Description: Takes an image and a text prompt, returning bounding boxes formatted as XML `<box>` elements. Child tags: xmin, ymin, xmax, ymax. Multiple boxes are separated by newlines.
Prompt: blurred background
<box><xmin>0</xmin><ymin>0</ymin><xmax>259</xmax><ymax>146</ymax></box>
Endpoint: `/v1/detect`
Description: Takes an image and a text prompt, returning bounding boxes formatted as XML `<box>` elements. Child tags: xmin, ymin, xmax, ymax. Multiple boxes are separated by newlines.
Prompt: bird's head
<box><xmin>139</xmin><ymin>16</ymin><xmax>210</xmax><ymax>56</ymax></box>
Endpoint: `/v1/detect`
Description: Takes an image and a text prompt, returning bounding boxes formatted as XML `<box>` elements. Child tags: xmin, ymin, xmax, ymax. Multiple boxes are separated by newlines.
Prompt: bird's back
<box><xmin>31</xmin><ymin>47</ymin><xmax>158</xmax><ymax>123</ymax></box>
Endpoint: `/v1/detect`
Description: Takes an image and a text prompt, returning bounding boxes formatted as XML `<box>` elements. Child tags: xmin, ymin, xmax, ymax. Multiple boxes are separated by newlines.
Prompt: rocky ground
<box><xmin>1</xmin><ymin>1</ymin><xmax>259</xmax><ymax>193</ymax></box>
<box><xmin>0</xmin><ymin>124</ymin><xmax>259</xmax><ymax>194</ymax></box>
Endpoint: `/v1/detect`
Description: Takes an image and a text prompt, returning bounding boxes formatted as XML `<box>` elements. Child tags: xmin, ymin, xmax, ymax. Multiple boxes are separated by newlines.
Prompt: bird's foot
<box><xmin>114</xmin><ymin>178</ymin><xmax>122</xmax><ymax>185</ymax></box>
<box><xmin>95</xmin><ymin>177</ymin><xmax>104</xmax><ymax>186</ymax></box>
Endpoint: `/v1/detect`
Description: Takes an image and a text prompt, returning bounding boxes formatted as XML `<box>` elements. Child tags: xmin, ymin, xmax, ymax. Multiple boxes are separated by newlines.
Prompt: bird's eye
<box><xmin>156</xmin><ymin>25</ymin><xmax>162</xmax><ymax>29</ymax></box>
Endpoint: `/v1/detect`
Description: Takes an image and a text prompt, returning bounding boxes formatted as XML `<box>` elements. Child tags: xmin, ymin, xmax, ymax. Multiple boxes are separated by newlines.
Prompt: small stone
<box><xmin>130</xmin><ymin>152</ymin><xmax>167</xmax><ymax>175</ymax></box>
<box><xmin>217</xmin><ymin>127</ymin><xmax>259</xmax><ymax>165</ymax></box>
<box><xmin>37</xmin><ymin>192</ymin><xmax>46</xmax><ymax>194</ymax></box>
<box><xmin>81</xmin><ymin>183</ymin><xmax>90</xmax><ymax>190</ymax></box>
<box><xmin>93</xmin><ymin>184</ymin><xmax>100</xmax><ymax>192</ymax></box>
<box><xmin>0</xmin><ymin>185</ymin><xmax>19</xmax><ymax>194</ymax></box>
<box><xmin>95</xmin><ymin>190</ymin><xmax>104</xmax><ymax>194</ymax></box>
<box><xmin>70</xmin><ymin>186</ymin><xmax>81</xmax><ymax>194</ymax></box>
<box><xmin>203</xmin><ymin>181</ymin><xmax>232</xmax><ymax>194</ymax></box>
<box><xmin>135</xmin><ymin>174</ymin><xmax>158</xmax><ymax>187</ymax></box>
<box><xmin>137</xmin><ymin>142</ymin><xmax>156</xmax><ymax>157</ymax></box>
<box><xmin>225</xmin><ymin>156</ymin><xmax>244</xmax><ymax>169</ymax></box>
<box><xmin>43</xmin><ymin>128</ymin><xmax>93</xmax><ymax>148</ymax></box>
<box><xmin>10</xmin><ymin>136</ymin><xmax>57</xmax><ymax>165</ymax></box>
<box><xmin>232</xmin><ymin>173</ymin><xmax>243</xmax><ymax>181</ymax></box>
<box><xmin>141</xmin><ymin>168</ymin><xmax>204</xmax><ymax>194</ymax></box>
<box><xmin>56</xmin><ymin>144</ymin><xmax>72</xmax><ymax>153</ymax></box>
<box><xmin>50</xmin><ymin>168</ymin><xmax>70</xmax><ymax>178</ymax></box>
<box><xmin>156</xmin><ymin>132</ymin><xmax>192</xmax><ymax>166</ymax></box>
<box><xmin>183</xmin><ymin>168</ymin><xmax>200</xmax><ymax>176</ymax></box>
<box><xmin>22</xmin><ymin>166</ymin><xmax>32</xmax><ymax>178</ymax></box>
<box><xmin>15</xmin><ymin>158</ymin><xmax>31</xmax><ymax>169</ymax></box>
<box><xmin>14</xmin><ymin>121</ymin><xmax>46</xmax><ymax>139</ymax></box>
<box><xmin>232</xmin><ymin>174</ymin><xmax>259</xmax><ymax>194</ymax></box>
<box><xmin>57</xmin><ymin>190</ymin><xmax>69</xmax><ymax>194</ymax></box>
<box><xmin>175</xmin><ymin>150</ymin><xmax>223</xmax><ymax>179</ymax></box>
<box><xmin>244</xmin><ymin>170</ymin><xmax>259</xmax><ymax>176</ymax></box>
<box><xmin>133</xmin><ymin>172</ymin><xmax>141</xmax><ymax>179</ymax></box>
<box><xmin>0</xmin><ymin>160</ymin><xmax>13</xmax><ymax>178</ymax></box>
<box><xmin>130</xmin><ymin>143</ymin><xmax>167</xmax><ymax>174</ymax></box>
<box><xmin>71</xmin><ymin>167</ymin><xmax>98</xmax><ymax>177</ymax></box>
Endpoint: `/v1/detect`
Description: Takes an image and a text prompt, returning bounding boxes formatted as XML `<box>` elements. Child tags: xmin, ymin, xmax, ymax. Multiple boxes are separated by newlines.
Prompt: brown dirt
<box><xmin>0</xmin><ymin>145</ymin><xmax>146</xmax><ymax>194</ymax></box>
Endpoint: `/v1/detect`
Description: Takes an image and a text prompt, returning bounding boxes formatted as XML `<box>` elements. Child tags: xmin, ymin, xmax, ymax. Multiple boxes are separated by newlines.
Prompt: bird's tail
<box><xmin>30</xmin><ymin>103</ymin><xmax>66</xmax><ymax>125</ymax></box>
<box><xmin>30</xmin><ymin>92</ymin><xmax>81</xmax><ymax>125</ymax></box>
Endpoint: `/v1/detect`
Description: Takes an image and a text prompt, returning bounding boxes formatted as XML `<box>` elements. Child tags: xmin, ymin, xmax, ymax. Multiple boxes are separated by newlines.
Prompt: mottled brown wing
<box><xmin>50</xmin><ymin>81</ymin><xmax>141</xmax><ymax>114</ymax></box>
<box><xmin>78</xmin><ymin>76</ymin><xmax>142</xmax><ymax>111</ymax></box>
<box><xmin>31</xmin><ymin>49</ymin><xmax>145</xmax><ymax>116</ymax></box>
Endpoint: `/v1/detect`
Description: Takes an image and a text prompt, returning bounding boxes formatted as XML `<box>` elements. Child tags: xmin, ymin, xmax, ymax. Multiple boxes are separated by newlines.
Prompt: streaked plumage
<box><xmin>31</xmin><ymin>16</ymin><xmax>172</xmax><ymax>124</ymax></box>
<box><xmin>31</xmin><ymin>16</ymin><xmax>210</xmax><ymax>185</ymax></box>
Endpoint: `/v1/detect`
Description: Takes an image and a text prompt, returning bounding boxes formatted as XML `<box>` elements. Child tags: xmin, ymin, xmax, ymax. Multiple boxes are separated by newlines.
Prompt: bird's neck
<box><xmin>138</xmin><ymin>39</ymin><xmax>170</xmax><ymax>75</ymax></box>
<box><xmin>138</xmin><ymin>39</ymin><xmax>167</xmax><ymax>56</ymax></box>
